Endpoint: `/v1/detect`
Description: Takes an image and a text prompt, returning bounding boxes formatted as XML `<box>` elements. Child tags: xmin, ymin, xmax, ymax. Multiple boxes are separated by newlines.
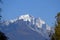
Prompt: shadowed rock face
<box><xmin>0</xmin><ymin>31</ymin><xmax>8</xmax><ymax>40</ymax></box>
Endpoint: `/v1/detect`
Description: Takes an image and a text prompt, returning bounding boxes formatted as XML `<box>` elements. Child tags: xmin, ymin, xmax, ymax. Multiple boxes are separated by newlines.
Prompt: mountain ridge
<box><xmin>0</xmin><ymin>14</ymin><xmax>52</xmax><ymax>40</ymax></box>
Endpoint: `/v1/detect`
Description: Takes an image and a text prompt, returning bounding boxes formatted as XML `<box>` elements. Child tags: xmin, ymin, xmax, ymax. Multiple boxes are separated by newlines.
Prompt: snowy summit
<box><xmin>0</xmin><ymin>14</ymin><xmax>53</xmax><ymax>40</ymax></box>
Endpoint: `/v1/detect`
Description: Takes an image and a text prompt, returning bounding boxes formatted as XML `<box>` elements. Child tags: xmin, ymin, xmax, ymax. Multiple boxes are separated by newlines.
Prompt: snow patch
<box><xmin>18</xmin><ymin>14</ymin><xmax>32</xmax><ymax>22</ymax></box>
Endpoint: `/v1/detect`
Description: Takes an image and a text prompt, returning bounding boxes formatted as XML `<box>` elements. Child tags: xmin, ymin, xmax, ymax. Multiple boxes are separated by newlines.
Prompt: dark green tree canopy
<box><xmin>56</xmin><ymin>12</ymin><xmax>60</xmax><ymax>24</ymax></box>
<box><xmin>51</xmin><ymin>12</ymin><xmax>60</xmax><ymax>40</ymax></box>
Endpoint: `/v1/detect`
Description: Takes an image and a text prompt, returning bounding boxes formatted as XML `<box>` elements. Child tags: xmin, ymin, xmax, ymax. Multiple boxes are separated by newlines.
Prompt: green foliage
<box><xmin>56</xmin><ymin>12</ymin><xmax>60</xmax><ymax>24</ymax></box>
<box><xmin>51</xmin><ymin>12</ymin><xmax>60</xmax><ymax>40</ymax></box>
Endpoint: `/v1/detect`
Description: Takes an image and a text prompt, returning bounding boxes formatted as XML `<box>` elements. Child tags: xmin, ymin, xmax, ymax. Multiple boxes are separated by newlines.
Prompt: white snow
<box><xmin>0</xmin><ymin>14</ymin><xmax>52</xmax><ymax>40</ymax></box>
<box><xmin>18</xmin><ymin>14</ymin><xmax>32</xmax><ymax>22</ymax></box>
<box><xmin>4</xmin><ymin>21</ymin><xmax>9</xmax><ymax>25</ymax></box>
<box><xmin>35</xmin><ymin>18</ymin><xmax>45</xmax><ymax>28</ymax></box>
<box><xmin>10</xmin><ymin>19</ymin><xmax>17</xmax><ymax>23</ymax></box>
<box><xmin>4</xmin><ymin>14</ymin><xmax>50</xmax><ymax>30</ymax></box>
<box><xmin>46</xmin><ymin>25</ymin><xmax>51</xmax><ymax>31</ymax></box>
<box><xmin>18</xmin><ymin>14</ymin><xmax>45</xmax><ymax>28</ymax></box>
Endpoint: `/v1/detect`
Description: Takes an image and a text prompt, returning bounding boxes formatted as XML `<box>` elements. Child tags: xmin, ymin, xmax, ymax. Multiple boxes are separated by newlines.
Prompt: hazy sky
<box><xmin>1</xmin><ymin>0</ymin><xmax>60</xmax><ymax>26</ymax></box>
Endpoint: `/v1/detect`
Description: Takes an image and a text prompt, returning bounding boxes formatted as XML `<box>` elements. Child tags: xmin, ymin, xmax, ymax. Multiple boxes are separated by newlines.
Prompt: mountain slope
<box><xmin>0</xmin><ymin>14</ymin><xmax>52</xmax><ymax>40</ymax></box>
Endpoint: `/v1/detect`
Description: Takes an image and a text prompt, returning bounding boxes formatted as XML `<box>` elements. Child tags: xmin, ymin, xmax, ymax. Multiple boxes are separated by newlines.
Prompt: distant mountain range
<box><xmin>0</xmin><ymin>14</ymin><xmax>54</xmax><ymax>40</ymax></box>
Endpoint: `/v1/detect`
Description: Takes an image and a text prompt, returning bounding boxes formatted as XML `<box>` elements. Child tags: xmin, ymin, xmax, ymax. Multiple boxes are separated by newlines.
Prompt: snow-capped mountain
<box><xmin>0</xmin><ymin>14</ymin><xmax>52</xmax><ymax>40</ymax></box>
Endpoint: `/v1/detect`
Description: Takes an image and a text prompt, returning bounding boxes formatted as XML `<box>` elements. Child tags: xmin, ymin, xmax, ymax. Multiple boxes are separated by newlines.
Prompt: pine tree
<box><xmin>51</xmin><ymin>12</ymin><xmax>60</xmax><ymax>40</ymax></box>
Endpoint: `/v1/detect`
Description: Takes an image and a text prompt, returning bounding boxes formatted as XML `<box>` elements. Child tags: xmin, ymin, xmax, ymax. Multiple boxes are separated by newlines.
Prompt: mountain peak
<box><xmin>1</xmin><ymin>14</ymin><xmax>53</xmax><ymax>40</ymax></box>
<box><xmin>4</xmin><ymin>14</ymin><xmax>46</xmax><ymax>28</ymax></box>
<box><xmin>18</xmin><ymin>14</ymin><xmax>34</xmax><ymax>22</ymax></box>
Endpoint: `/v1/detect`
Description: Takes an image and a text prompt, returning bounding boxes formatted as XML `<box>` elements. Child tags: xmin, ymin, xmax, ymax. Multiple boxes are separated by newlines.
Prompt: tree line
<box><xmin>51</xmin><ymin>12</ymin><xmax>60</xmax><ymax>40</ymax></box>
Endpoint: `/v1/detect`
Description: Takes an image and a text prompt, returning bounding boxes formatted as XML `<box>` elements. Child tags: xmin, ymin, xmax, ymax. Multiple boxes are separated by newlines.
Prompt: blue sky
<box><xmin>1</xmin><ymin>0</ymin><xmax>60</xmax><ymax>26</ymax></box>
